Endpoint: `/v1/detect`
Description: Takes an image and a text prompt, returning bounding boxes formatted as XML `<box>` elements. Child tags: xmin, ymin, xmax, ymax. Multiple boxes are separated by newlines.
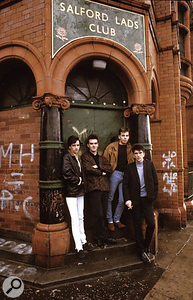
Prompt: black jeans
<box><xmin>87</xmin><ymin>190</ymin><xmax>108</xmax><ymax>241</ymax></box>
<box><xmin>133</xmin><ymin>197</ymin><xmax>155</xmax><ymax>254</ymax></box>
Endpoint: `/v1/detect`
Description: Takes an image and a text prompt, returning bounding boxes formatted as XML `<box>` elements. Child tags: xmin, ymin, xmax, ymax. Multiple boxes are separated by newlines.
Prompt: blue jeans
<box><xmin>106</xmin><ymin>170</ymin><xmax>124</xmax><ymax>223</ymax></box>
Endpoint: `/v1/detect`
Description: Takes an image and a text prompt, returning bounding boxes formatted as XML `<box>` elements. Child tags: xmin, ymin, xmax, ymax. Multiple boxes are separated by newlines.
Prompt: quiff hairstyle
<box><xmin>118</xmin><ymin>127</ymin><xmax>130</xmax><ymax>135</ymax></box>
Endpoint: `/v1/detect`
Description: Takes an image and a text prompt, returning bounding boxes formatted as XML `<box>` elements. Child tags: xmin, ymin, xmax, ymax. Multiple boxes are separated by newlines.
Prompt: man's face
<box><xmin>69</xmin><ymin>140</ymin><xmax>80</xmax><ymax>155</ymax></box>
<box><xmin>118</xmin><ymin>131</ymin><xmax>129</xmax><ymax>145</ymax></box>
<box><xmin>134</xmin><ymin>150</ymin><xmax>145</xmax><ymax>163</ymax></box>
<box><xmin>87</xmin><ymin>139</ymin><xmax>99</xmax><ymax>155</ymax></box>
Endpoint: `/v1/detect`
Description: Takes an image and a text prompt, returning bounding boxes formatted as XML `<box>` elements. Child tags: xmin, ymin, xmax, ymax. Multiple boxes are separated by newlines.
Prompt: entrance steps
<box><xmin>0</xmin><ymin>229</ymin><xmax>144</xmax><ymax>287</ymax></box>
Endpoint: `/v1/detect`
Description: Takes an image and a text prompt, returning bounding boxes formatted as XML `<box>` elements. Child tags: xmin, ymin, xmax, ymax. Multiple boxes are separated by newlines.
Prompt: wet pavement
<box><xmin>0</xmin><ymin>265</ymin><xmax>163</xmax><ymax>300</ymax></box>
<box><xmin>0</xmin><ymin>220</ymin><xmax>192</xmax><ymax>300</ymax></box>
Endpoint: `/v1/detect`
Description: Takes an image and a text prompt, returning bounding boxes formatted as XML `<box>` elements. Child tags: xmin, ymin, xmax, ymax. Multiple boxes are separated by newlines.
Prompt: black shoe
<box><xmin>139</xmin><ymin>252</ymin><xmax>151</xmax><ymax>263</ymax></box>
<box><xmin>83</xmin><ymin>242</ymin><xmax>95</xmax><ymax>251</ymax></box>
<box><xmin>102</xmin><ymin>238</ymin><xmax>117</xmax><ymax>245</ymax></box>
<box><xmin>77</xmin><ymin>250</ymin><xmax>85</xmax><ymax>259</ymax></box>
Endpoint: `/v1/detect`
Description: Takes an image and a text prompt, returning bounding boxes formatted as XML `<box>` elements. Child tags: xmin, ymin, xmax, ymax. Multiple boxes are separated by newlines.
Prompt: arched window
<box><xmin>0</xmin><ymin>59</ymin><xmax>36</xmax><ymax>110</ymax></box>
<box><xmin>65</xmin><ymin>58</ymin><xmax>127</xmax><ymax>108</ymax></box>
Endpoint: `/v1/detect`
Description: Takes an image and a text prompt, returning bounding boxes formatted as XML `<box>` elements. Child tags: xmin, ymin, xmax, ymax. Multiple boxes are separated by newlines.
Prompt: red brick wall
<box><xmin>0</xmin><ymin>106</ymin><xmax>40</xmax><ymax>232</ymax></box>
<box><xmin>0</xmin><ymin>0</ymin><xmax>45</xmax><ymax>53</ymax></box>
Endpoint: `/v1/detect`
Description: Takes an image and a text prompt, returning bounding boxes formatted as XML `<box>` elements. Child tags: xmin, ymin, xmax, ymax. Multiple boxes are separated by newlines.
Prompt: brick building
<box><xmin>0</xmin><ymin>0</ymin><xmax>193</xmax><ymax>267</ymax></box>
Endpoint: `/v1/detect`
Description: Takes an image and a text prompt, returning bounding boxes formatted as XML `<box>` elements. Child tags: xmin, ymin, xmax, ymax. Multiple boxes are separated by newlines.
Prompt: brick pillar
<box><xmin>32</xmin><ymin>93</ymin><xmax>70</xmax><ymax>268</ymax></box>
<box><xmin>124</xmin><ymin>104</ymin><xmax>155</xmax><ymax>160</ymax></box>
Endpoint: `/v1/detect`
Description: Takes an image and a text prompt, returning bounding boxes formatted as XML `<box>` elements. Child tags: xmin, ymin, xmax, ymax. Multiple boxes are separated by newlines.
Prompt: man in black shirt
<box><xmin>104</xmin><ymin>128</ymin><xmax>134</xmax><ymax>231</ymax></box>
<box><xmin>82</xmin><ymin>134</ymin><xmax>116</xmax><ymax>247</ymax></box>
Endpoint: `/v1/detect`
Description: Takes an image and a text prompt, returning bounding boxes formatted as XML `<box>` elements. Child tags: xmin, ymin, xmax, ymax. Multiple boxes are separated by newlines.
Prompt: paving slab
<box><xmin>145</xmin><ymin>220</ymin><xmax>193</xmax><ymax>300</ymax></box>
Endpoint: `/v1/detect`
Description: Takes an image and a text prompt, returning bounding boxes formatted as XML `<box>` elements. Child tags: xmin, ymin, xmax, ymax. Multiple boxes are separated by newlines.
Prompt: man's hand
<box><xmin>125</xmin><ymin>200</ymin><xmax>133</xmax><ymax>210</ymax></box>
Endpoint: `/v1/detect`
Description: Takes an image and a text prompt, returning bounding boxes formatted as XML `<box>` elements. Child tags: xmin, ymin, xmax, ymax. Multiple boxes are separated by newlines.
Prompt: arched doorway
<box><xmin>63</xmin><ymin>58</ymin><xmax>128</xmax><ymax>152</ymax></box>
<box><xmin>0</xmin><ymin>58</ymin><xmax>36</xmax><ymax>109</ymax></box>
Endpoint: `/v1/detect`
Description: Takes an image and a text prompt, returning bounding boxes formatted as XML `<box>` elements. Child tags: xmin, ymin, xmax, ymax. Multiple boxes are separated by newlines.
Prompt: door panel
<box><xmin>62</xmin><ymin>107</ymin><xmax>124</xmax><ymax>153</ymax></box>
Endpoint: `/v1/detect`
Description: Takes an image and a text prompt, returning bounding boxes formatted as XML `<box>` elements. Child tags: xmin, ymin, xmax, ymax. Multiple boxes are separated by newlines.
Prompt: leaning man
<box><xmin>123</xmin><ymin>144</ymin><xmax>158</xmax><ymax>263</ymax></box>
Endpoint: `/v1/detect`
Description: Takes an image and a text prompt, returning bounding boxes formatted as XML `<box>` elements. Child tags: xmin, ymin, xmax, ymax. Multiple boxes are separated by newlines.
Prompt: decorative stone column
<box><xmin>32</xmin><ymin>93</ymin><xmax>70</xmax><ymax>268</ymax></box>
<box><xmin>124</xmin><ymin>104</ymin><xmax>155</xmax><ymax>159</ymax></box>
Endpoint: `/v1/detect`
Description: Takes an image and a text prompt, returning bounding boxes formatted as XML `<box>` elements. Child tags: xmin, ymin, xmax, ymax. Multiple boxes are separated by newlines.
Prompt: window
<box><xmin>66</xmin><ymin>59</ymin><xmax>127</xmax><ymax>108</ymax></box>
<box><xmin>0</xmin><ymin>59</ymin><xmax>36</xmax><ymax>110</ymax></box>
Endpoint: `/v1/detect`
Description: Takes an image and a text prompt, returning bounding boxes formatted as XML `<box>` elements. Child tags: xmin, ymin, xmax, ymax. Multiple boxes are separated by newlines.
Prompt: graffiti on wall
<box><xmin>0</xmin><ymin>143</ymin><xmax>39</xmax><ymax>220</ymax></box>
<box><xmin>162</xmin><ymin>151</ymin><xmax>178</xmax><ymax>196</ymax></box>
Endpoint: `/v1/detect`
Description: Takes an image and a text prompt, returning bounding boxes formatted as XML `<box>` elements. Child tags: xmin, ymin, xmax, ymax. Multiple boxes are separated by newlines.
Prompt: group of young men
<box><xmin>62</xmin><ymin>128</ymin><xmax>158</xmax><ymax>263</ymax></box>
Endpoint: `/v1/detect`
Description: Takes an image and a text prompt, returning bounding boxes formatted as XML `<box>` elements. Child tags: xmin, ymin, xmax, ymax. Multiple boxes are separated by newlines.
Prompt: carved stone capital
<box><xmin>32</xmin><ymin>93</ymin><xmax>70</xmax><ymax>113</ymax></box>
<box><xmin>124</xmin><ymin>103</ymin><xmax>156</xmax><ymax>118</ymax></box>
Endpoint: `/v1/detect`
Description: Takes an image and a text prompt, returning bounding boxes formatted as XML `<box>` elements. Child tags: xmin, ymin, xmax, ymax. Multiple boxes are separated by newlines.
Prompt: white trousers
<box><xmin>66</xmin><ymin>196</ymin><xmax>87</xmax><ymax>252</ymax></box>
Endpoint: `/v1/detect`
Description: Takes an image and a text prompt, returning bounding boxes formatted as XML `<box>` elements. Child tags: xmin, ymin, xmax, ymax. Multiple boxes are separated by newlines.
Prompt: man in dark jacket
<box><xmin>82</xmin><ymin>134</ymin><xmax>117</xmax><ymax>248</ymax></box>
<box><xmin>63</xmin><ymin>135</ymin><xmax>93</xmax><ymax>259</ymax></box>
<box><xmin>123</xmin><ymin>144</ymin><xmax>158</xmax><ymax>263</ymax></box>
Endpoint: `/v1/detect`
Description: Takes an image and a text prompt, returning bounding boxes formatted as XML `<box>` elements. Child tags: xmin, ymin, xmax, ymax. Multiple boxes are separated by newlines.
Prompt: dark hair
<box><xmin>132</xmin><ymin>144</ymin><xmax>145</xmax><ymax>153</ymax></box>
<box><xmin>67</xmin><ymin>135</ymin><xmax>80</xmax><ymax>147</ymax></box>
<box><xmin>86</xmin><ymin>134</ymin><xmax>99</xmax><ymax>145</ymax></box>
<box><xmin>119</xmin><ymin>127</ymin><xmax>130</xmax><ymax>135</ymax></box>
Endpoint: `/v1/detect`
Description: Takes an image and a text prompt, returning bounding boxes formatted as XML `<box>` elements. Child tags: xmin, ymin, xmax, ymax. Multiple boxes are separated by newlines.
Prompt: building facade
<box><xmin>0</xmin><ymin>0</ymin><xmax>193</xmax><ymax>266</ymax></box>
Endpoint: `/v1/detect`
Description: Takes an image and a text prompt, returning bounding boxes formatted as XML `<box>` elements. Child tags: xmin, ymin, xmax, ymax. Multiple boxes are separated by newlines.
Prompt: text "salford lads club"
<box><xmin>59</xmin><ymin>2</ymin><xmax>140</xmax><ymax>30</ymax></box>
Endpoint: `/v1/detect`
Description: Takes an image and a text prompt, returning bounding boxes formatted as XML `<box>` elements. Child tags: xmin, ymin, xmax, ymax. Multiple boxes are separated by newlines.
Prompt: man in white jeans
<box><xmin>63</xmin><ymin>135</ymin><xmax>93</xmax><ymax>259</ymax></box>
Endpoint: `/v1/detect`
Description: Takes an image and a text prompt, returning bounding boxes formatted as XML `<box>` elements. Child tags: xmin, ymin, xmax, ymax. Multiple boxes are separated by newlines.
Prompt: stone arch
<box><xmin>0</xmin><ymin>40</ymin><xmax>46</xmax><ymax>95</ymax></box>
<box><xmin>50</xmin><ymin>37</ymin><xmax>150</xmax><ymax>105</ymax></box>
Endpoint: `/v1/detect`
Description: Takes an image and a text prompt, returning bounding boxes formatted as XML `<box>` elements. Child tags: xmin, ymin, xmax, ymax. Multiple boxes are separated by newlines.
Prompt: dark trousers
<box><xmin>87</xmin><ymin>190</ymin><xmax>108</xmax><ymax>241</ymax></box>
<box><xmin>133</xmin><ymin>197</ymin><xmax>155</xmax><ymax>254</ymax></box>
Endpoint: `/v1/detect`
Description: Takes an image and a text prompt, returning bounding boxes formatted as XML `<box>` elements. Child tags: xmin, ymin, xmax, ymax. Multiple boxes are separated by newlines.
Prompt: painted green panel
<box><xmin>62</xmin><ymin>107</ymin><xmax>125</xmax><ymax>153</ymax></box>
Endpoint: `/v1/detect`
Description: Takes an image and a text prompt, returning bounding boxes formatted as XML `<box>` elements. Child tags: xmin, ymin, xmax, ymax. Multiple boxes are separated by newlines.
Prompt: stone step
<box><xmin>0</xmin><ymin>235</ymin><xmax>143</xmax><ymax>287</ymax></box>
<box><xmin>0</xmin><ymin>235</ymin><xmax>137</xmax><ymax>266</ymax></box>
<box><xmin>0</xmin><ymin>237</ymin><xmax>34</xmax><ymax>265</ymax></box>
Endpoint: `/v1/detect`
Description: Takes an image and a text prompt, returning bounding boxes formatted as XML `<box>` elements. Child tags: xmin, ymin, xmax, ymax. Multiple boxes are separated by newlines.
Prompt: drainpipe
<box><xmin>124</xmin><ymin>104</ymin><xmax>155</xmax><ymax>159</ymax></box>
<box><xmin>32</xmin><ymin>93</ymin><xmax>70</xmax><ymax>268</ymax></box>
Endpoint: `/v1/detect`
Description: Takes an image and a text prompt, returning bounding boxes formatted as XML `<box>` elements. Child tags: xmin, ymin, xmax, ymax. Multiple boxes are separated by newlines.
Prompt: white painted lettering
<box><xmin>121</xmin><ymin>18</ymin><xmax>127</xmax><ymax>27</ymax></box>
<box><xmin>74</xmin><ymin>6</ymin><xmax>80</xmax><ymax>15</ymax></box>
<box><xmin>134</xmin><ymin>21</ymin><xmax>139</xmax><ymax>29</ymax></box>
<box><xmin>0</xmin><ymin>143</ymin><xmax>13</xmax><ymax>168</ymax></box>
<box><xmin>23</xmin><ymin>196</ymin><xmax>33</xmax><ymax>221</ymax></box>
<box><xmin>127</xmin><ymin>19</ymin><xmax>134</xmax><ymax>28</ymax></box>
<box><xmin>96</xmin><ymin>24</ymin><xmax>102</xmax><ymax>34</ymax></box>
<box><xmin>86</xmin><ymin>9</ymin><xmax>94</xmax><ymax>18</ymax></box>
<box><xmin>59</xmin><ymin>2</ymin><xmax>66</xmax><ymax>12</ymax></box>
<box><xmin>89</xmin><ymin>23</ymin><xmax>95</xmax><ymax>32</ymax></box>
<box><xmin>80</xmin><ymin>7</ymin><xmax>85</xmax><ymax>16</ymax></box>
<box><xmin>115</xmin><ymin>16</ymin><xmax>120</xmax><ymax>25</ymax></box>
<box><xmin>95</xmin><ymin>11</ymin><xmax>101</xmax><ymax>20</ymax></box>
<box><xmin>102</xmin><ymin>13</ymin><xmax>108</xmax><ymax>22</ymax></box>
<box><xmin>66</xmin><ymin>4</ymin><xmax>74</xmax><ymax>14</ymax></box>
<box><xmin>19</xmin><ymin>144</ymin><xmax>34</xmax><ymax>167</ymax></box>
<box><xmin>111</xmin><ymin>28</ymin><xmax>116</xmax><ymax>36</ymax></box>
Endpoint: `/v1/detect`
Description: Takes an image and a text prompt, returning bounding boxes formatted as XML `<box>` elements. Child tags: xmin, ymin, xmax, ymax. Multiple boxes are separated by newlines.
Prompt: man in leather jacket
<box><xmin>63</xmin><ymin>135</ymin><xmax>92</xmax><ymax>259</ymax></box>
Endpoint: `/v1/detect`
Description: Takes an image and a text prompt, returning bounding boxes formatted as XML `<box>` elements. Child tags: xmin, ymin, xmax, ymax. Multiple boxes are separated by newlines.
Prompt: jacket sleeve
<box><xmin>103</xmin><ymin>145</ymin><xmax>110</xmax><ymax>161</ymax></box>
<box><xmin>81</xmin><ymin>153</ymin><xmax>102</xmax><ymax>176</ymax></box>
<box><xmin>100</xmin><ymin>156</ymin><xmax>113</xmax><ymax>176</ymax></box>
<box><xmin>123</xmin><ymin>165</ymin><xmax>131</xmax><ymax>202</ymax></box>
<box><xmin>62</xmin><ymin>155</ymin><xmax>80</xmax><ymax>185</ymax></box>
<box><xmin>151</xmin><ymin>161</ymin><xmax>158</xmax><ymax>200</ymax></box>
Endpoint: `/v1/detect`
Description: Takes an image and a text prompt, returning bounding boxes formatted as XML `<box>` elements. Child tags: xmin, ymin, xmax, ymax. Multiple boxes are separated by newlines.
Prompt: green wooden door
<box><xmin>62</xmin><ymin>106</ymin><xmax>125</xmax><ymax>153</ymax></box>
<box><xmin>62</xmin><ymin>59</ymin><xmax>128</xmax><ymax>153</ymax></box>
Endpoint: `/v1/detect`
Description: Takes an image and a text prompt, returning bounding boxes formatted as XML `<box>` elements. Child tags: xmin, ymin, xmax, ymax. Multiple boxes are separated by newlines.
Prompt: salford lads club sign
<box><xmin>52</xmin><ymin>0</ymin><xmax>146</xmax><ymax>70</ymax></box>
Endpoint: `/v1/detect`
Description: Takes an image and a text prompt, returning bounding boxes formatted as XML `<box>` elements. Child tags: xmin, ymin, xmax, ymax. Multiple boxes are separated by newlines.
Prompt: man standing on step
<box><xmin>82</xmin><ymin>134</ymin><xmax>117</xmax><ymax>248</ymax></box>
<box><xmin>123</xmin><ymin>144</ymin><xmax>158</xmax><ymax>263</ymax></box>
<box><xmin>104</xmin><ymin>127</ymin><xmax>134</xmax><ymax>232</ymax></box>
